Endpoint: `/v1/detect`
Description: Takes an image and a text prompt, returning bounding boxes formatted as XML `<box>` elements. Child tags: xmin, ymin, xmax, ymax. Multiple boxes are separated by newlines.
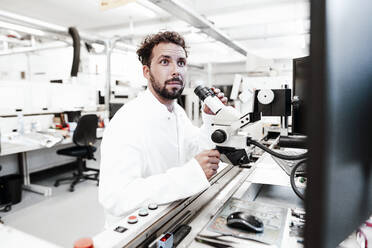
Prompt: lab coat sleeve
<box><xmin>98</xmin><ymin>132</ymin><xmax>210</xmax><ymax>218</ymax></box>
<box><xmin>182</xmin><ymin>110</ymin><xmax>216</xmax><ymax>162</ymax></box>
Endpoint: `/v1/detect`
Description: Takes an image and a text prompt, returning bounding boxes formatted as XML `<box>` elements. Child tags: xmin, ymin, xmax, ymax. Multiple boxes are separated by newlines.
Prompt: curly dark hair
<box><xmin>136</xmin><ymin>31</ymin><xmax>188</xmax><ymax>67</ymax></box>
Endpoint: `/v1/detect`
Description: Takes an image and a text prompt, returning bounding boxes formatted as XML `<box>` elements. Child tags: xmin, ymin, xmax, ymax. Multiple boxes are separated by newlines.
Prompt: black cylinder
<box><xmin>68</xmin><ymin>27</ymin><xmax>81</xmax><ymax>77</ymax></box>
<box><xmin>194</xmin><ymin>86</ymin><xmax>215</xmax><ymax>101</ymax></box>
<box><xmin>278</xmin><ymin>135</ymin><xmax>307</xmax><ymax>149</ymax></box>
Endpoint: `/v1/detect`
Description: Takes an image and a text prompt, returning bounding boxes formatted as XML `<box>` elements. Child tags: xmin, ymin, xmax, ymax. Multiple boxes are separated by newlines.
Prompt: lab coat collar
<box><xmin>143</xmin><ymin>88</ymin><xmax>176</xmax><ymax>114</ymax></box>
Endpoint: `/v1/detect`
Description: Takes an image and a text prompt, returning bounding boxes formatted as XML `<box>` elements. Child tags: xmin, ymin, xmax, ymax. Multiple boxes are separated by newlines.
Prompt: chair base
<box><xmin>54</xmin><ymin>158</ymin><xmax>99</xmax><ymax>192</ymax></box>
<box><xmin>54</xmin><ymin>172</ymin><xmax>99</xmax><ymax>192</ymax></box>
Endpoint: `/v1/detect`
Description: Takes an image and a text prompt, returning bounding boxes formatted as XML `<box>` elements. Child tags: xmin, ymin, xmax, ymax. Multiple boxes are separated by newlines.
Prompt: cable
<box><xmin>245</xmin><ymin>137</ymin><xmax>309</xmax><ymax>200</ymax></box>
<box><xmin>290</xmin><ymin>160</ymin><xmax>307</xmax><ymax>201</ymax></box>
<box><xmin>247</xmin><ymin>138</ymin><xmax>308</xmax><ymax>160</ymax></box>
<box><xmin>68</xmin><ymin>27</ymin><xmax>80</xmax><ymax>77</ymax></box>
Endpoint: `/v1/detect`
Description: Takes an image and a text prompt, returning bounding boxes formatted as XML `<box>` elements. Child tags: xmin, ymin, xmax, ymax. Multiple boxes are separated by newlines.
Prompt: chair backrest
<box><xmin>73</xmin><ymin>114</ymin><xmax>98</xmax><ymax>147</ymax></box>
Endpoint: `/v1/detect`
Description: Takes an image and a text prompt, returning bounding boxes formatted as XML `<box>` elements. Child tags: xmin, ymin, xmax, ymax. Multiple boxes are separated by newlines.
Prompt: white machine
<box><xmin>194</xmin><ymin>85</ymin><xmax>261</xmax><ymax>166</ymax></box>
<box><xmin>194</xmin><ymin>85</ymin><xmax>308</xmax><ymax>166</ymax></box>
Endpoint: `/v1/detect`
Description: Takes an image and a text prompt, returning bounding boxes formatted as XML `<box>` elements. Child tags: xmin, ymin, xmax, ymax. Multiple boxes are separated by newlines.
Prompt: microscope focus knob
<box><xmin>211</xmin><ymin>129</ymin><xmax>227</xmax><ymax>144</ymax></box>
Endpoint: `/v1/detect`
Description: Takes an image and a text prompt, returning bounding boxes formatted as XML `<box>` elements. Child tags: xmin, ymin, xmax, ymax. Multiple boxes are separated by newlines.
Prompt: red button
<box><xmin>74</xmin><ymin>237</ymin><xmax>94</xmax><ymax>248</ymax></box>
<box><xmin>127</xmin><ymin>215</ymin><xmax>138</xmax><ymax>224</ymax></box>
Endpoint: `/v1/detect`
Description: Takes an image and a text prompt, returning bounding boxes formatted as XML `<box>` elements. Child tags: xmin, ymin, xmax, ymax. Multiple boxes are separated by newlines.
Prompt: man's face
<box><xmin>144</xmin><ymin>42</ymin><xmax>187</xmax><ymax>100</ymax></box>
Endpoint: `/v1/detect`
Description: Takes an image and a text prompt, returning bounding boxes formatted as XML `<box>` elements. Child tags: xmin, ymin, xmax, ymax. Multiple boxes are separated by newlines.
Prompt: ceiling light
<box><xmin>134</xmin><ymin>0</ymin><xmax>159</xmax><ymax>18</ymax></box>
<box><xmin>0</xmin><ymin>21</ymin><xmax>45</xmax><ymax>36</ymax></box>
<box><xmin>0</xmin><ymin>10</ymin><xmax>65</xmax><ymax>32</ymax></box>
<box><xmin>147</xmin><ymin>0</ymin><xmax>248</xmax><ymax>57</ymax></box>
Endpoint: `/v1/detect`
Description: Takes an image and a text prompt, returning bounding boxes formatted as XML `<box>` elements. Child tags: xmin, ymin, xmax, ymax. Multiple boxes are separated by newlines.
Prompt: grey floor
<box><xmin>1</xmin><ymin>167</ymin><xmax>105</xmax><ymax>248</ymax></box>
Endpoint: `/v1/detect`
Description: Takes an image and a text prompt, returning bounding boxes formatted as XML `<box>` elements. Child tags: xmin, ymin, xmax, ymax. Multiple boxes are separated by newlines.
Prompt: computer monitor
<box><xmin>65</xmin><ymin>111</ymin><xmax>82</xmax><ymax>123</ymax></box>
<box><xmin>305</xmin><ymin>1</ymin><xmax>372</xmax><ymax>248</ymax></box>
<box><xmin>109</xmin><ymin>103</ymin><xmax>124</xmax><ymax>120</ymax></box>
<box><xmin>292</xmin><ymin>56</ymin><xmax>310</xmax><ymax>135</ymax></box>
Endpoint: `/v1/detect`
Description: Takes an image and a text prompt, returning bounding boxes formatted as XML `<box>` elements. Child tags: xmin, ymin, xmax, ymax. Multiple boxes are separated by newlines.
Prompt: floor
<box><xmin>0</xmin><ymin>164</ymin><xmax>105</xmax><ymax>248</ymax></box>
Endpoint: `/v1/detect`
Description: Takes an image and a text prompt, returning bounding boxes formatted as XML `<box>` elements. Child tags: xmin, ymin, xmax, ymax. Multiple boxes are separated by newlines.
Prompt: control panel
<box><xmin>93</xmin><ymin>203</ymin><xmax>170</xmax><ymax>248</ymax></box>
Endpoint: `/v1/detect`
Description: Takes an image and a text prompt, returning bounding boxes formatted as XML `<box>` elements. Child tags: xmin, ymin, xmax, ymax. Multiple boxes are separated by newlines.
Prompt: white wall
<box><xmin>110</xmin><ymin>52</ymin><xmax>145</xmax><ymax>88</ymax></box>
<box><xmin>0</xmin><ymin>44</ymin><xmax>295</xmax><ymax>128</ymax></box>
<box><xmin>0</xmin><ymin>46</ymin><xmax>73</xmax><ymax>82</ymax></box>
<box><xmin>0</xmin><ymin>81</ymin><xmax>98</xmax><ymax>116</ymax></box>
<box><xmin>0</xmin><ymin>45</ymin><xmax>146</xmax><ymax>115</ymax></box>
<box><xmin>210</xmin><ymin>59</ymin><xmax>293</xmax><ymax>86</ymax></box>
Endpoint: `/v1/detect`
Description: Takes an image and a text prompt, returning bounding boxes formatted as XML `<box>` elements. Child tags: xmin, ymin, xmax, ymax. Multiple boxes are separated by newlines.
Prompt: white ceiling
<box><xmin>0</xmin><ymin>0</ymin><xmax>310</xmax><ymax>64</ymax></box>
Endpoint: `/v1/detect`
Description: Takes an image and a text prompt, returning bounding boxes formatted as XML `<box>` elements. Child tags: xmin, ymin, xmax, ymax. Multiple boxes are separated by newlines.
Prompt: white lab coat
<box><xmin>99</xmin><ymin>89</ymin><xmax>214</xmax><ymax>227</ymax></box>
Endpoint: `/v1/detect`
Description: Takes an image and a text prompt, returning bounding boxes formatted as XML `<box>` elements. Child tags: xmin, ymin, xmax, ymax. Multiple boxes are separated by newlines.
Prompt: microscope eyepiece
<box><xmin>194</xmin><ymin>85</ymin><xmax>225</xmax><ymax>114</ymax></box>
<box><xmin>194</xmin><ymin>86</ymin><xmax>215</xmax><ymax>101</ymax></box>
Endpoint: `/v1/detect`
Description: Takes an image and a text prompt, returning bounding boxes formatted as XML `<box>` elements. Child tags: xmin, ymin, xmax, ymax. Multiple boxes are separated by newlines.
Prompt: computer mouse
<box><xmin>226</xmin><ymin>211</ymin><xmax>264</xmax><ymax>233</ymax></box>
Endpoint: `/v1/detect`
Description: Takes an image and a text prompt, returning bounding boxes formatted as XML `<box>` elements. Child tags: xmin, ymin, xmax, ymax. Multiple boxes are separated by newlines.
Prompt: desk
<box><xmin>0</xmin><ymin>128</ymin><xmax>104</xmax><ymax>196</ymax></box>
<box><xmin>93</xmin><ymin>152</ymin><xmax>304</xmax><ymax>248</ymax></box>
<box><xmin>178</xmin><ymin>152</ymin><xmax>304</xmax><ymax>248</ymax></box>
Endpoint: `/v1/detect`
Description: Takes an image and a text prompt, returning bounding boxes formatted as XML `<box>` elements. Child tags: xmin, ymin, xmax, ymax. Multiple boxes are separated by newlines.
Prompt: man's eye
<box><xmin>178</xmin><ymin>61</ymin><xmax>186</xmax><ymax>66</ymax></box>
<box><xmin>160</xmin><ymin>59</ymin><xmax>169</xmax><ymax>65</ymax></box>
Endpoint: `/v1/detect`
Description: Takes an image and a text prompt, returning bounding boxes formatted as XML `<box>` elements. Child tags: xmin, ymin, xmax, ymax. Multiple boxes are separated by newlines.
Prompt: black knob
<box><xmin>194</xmin><ymin>85</ymin><xmax>214</xmax><ymax>101</ymax></box>
<box><xmin>211</xmin><ymin>129</ymin><xmax>227</xmax><ymax>143</ymax></box>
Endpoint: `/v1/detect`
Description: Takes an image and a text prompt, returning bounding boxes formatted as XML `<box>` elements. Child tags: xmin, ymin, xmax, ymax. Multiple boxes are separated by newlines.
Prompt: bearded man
<box><xmin>99</xmin><ymin>31</ymin><xmax>227</xmax><ymax>227</ymax></box>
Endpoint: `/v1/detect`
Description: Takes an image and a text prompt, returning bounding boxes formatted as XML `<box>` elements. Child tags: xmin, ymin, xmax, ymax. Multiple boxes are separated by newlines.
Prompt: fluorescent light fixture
<box><xmin>0</xmin><ymin>10</ymin><xmax>66</xmax><ymax>32</ymax></box>
<box><xmin>184</xmin><ymin>32</ymin><xmax>209</xmax><ymax>43</ymax></box>
<box><xmin>0</xmin><ymin>42</ymin><xmax>68</xmax><ymax>56</ymax></box>
<box><xmin>147</xmin><ymin>0</ymin><xmax>248</xmax><ymax>56</ymax></box>
<box><xmin>0</xmin><ymin>20</ymin><xmax>45</xmax><ymax>36</ymax></box>
<box><xmin>134</xmin><ymin>0</ymin><xmax>159</xmax><ymax>19</ymax></box>
<box><xmin>100</xmin><ymin>0</ymin><xmax>137</xmax><ymax>11</ymax></box>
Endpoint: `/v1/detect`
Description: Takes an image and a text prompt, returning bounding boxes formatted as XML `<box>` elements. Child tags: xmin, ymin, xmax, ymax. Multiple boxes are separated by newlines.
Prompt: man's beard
<box><xmin>150</xmin><ymin>71</ymin><xmax>184</xmax><ymax>100</ymax></box>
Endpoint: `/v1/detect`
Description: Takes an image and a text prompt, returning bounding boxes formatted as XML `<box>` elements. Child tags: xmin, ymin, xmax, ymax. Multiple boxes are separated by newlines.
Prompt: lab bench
<box><xmin>93</xmin><ymin>151</ymin><xmax>305</xmax><ymax>248</ymax></box>
<box><xmin>0</xmin><ymin>129</ymin><xmax>103</xmax><ymax>196</ymax></box>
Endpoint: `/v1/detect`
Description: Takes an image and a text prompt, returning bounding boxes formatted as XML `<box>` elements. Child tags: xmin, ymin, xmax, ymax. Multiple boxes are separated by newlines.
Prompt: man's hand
<box><xmin>203</xmin><ymin>87</ymin><xmax>228</xmax><ymax>115</ymax></box>
<box><xmin>195</xmin><ymin>149</ymin><xmax>221</xmax><ymax>179</ymax></box>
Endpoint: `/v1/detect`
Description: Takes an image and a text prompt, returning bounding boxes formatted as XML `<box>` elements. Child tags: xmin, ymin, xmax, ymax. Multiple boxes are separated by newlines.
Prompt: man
<box><xmin>99</xmin><ymin>31</ymin><xmax>227</xmax><ymax>227</ymax></box>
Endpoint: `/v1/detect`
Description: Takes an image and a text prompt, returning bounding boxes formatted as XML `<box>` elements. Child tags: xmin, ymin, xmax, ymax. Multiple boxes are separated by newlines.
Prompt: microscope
<box><xmin>194</xmin><ymin>86</ymin><xmax>307</xmax><ymax>166</ymax></box>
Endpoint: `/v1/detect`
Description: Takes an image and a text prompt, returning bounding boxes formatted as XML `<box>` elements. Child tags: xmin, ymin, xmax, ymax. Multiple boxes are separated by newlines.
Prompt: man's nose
<box><xmin>171</xmin><ymin>62</ymin><xmax>180</xmax><ymax>77</ymax></box>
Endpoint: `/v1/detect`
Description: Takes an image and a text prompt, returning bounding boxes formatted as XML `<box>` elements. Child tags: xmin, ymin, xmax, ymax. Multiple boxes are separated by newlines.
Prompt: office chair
<box><xmin>54</xmin><ymin>114</ymin><xmax>99</xmax><ymax>192</ymax></box>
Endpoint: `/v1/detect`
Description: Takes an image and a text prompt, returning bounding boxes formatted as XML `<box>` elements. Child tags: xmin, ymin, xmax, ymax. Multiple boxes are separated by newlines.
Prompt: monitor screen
<box><xmin>292</xmin><ymin>56</ymin><xmax>310</xmax><ymax>135</ymax></box>
<box><xmin>65</xmin><ymin>111</ymin><xmax>81</xmax><ymax>123</ymax></box>
<box><xmin>109</xmin><ymin>103</ymin><xmax>124</xmax><ymax>120</ymax></box>
<box><xmin>305</xmin><ymin>1</ymin><xmax>372</xmax><ymax>247</ymax></box>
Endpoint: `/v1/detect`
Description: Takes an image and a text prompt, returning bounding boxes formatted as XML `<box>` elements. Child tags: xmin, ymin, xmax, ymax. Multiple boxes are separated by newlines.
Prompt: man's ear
<box><xmin>143</xmin><ymin>65</ymin><xmax>150</xmax><ymax>80</ymax></box>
